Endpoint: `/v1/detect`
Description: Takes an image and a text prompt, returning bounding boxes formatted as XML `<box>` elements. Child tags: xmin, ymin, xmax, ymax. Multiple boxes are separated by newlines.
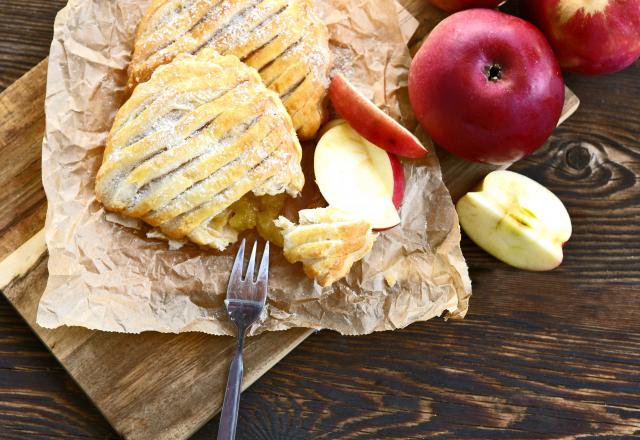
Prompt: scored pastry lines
<box><xmin>163</xmin><ymin>150</ymin><xmax>292</xmax><ymax>239</ymax></box>
<box><xmin>97</xmin><ymin>59</ymin><xmax>253</xmax><ymax>206</ymax></box>
<box><xmin>129</xmin><ymin>0</ymin><xmax>331</xmax><ymax>139</ymax></box>
<box><xmin>96</xmin><ymin>50</ymin><xmax>303</xmax><ymax>250</ymax></box>
<box><xmin>142</xmin><ymin>126</ymin><xmax>286</xmax><ymax>227</ymax></box>
<box><xmin>123</xmin><ymin>85</ymin><xmax>274</xmax><ymax>204</ymax></box>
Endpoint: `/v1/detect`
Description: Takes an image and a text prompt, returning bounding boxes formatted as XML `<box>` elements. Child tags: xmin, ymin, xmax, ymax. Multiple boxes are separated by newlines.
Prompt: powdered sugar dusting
<box><xmin>132</xmin><ymin>0</ymin><xmax>332</xmax><ymax>138</ymax></box>
<box><xmin>211</xmin><ymin>0</ymin><xmax>279</xmax><ymax>53</ymax></box>
<box><xmin>99</xmin><ymin>52</ymin><xmax>304</xmax><ymax>249</ymax></box>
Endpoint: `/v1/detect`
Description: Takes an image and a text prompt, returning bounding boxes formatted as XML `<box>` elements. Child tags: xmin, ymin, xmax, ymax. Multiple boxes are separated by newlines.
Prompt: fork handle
<box><xmin>218</xmin><ymin>336</ymin><xmax>245</xmax><ymax>440</ymax></box>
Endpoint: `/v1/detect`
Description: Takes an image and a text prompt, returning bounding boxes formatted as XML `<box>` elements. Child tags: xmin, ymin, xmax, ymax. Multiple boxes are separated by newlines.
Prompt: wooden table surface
<box><xmin>1</xmin><ymin>1</ymin><xmax>639</xmax><ymax>439</ymax></box>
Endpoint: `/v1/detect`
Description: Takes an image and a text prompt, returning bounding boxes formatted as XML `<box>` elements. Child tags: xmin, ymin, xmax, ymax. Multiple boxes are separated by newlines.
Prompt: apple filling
<box><xmin>226</xmin><ymin>193</ymin><xmax>288</xmax><ymax>246</ymax></box>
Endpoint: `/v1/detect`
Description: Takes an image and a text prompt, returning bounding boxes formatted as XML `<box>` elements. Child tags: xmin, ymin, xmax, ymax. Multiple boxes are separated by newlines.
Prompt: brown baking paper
<box><xmin>37</xmin><ymin>0</ymin><xmax>471</xmax><ymax>335</ymax></box>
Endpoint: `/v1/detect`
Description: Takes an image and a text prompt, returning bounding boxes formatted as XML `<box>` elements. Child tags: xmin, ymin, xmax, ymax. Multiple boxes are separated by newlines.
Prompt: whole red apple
<box><xmin>429</xmin><ymin>0</ymin><xmax>503</xmax><ymax>13</ymax></box>
<box><xmin>523</xmin><ymin>0</ymin><xmax>640</xmax><ymax>75</ymax></box>
<box><xmin>408</xmin><ymin>9</ymin><xmax>565</xmax><ymax>164</ymax></box>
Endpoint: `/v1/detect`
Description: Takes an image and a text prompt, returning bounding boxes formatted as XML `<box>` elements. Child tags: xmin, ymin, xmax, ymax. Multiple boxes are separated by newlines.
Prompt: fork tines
<box><xmin>226</xmin><ymin>239</ymin><xmax>269</xmax><ymax>303</ymax></box>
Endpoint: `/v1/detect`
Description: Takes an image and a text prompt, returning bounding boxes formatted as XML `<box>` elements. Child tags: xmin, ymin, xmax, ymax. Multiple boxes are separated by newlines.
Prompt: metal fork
<box><xmin>217</xmin><ymin>239</ymin><xmax>269</xmax><ymax>440</ymax></box>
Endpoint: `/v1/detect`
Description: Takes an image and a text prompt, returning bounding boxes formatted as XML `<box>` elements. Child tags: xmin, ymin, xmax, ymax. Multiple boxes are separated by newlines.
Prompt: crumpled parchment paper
<box><xmin>37</xmin><ymin>0</ymin><xmax>472</xmax><ymax>335</ymax></box>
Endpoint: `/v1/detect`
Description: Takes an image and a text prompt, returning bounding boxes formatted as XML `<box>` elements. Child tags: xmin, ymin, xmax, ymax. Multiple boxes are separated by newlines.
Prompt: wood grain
<box><xmin>206</xmin><ymin>61</ymin><xmax>640</xmax><ymax>438</ymax></box>
<box><xmin>0</xmin><ymin>1</ymin><xmax>66</xmax><ymax>90</ymax></box>
<box><xmin>0</xmin><ymin>60</ymin><xmax>48</xmax><ymax>262</ymax></box>
<box><xmin>227</xmin><ymin>275</ymin><xmax>640</xmax><ymax>439</ymax></box>
<box><xmin>0</xmin><ymin>287</ymin><xmax>117</xmax><ymax>440</ymax></box>
<box><xmin>0</xmin><ymin>1</ymin><xmax>638</xmax><ymax>440</ymax></box>
<box><xmin>2</xmin><ymin>240</ymin><xmax>312</xmax><ymax>440</ymax></box>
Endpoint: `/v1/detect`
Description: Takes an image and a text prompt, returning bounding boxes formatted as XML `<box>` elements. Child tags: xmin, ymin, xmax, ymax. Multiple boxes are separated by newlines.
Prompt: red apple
<box><xmin>429</xmin><ymin>0</ymin><xmax>503</xmax><ymax>13</ymax></box>
<box><xmin>314</xmin><ymin>122</ymin><xmax>405</xmax><ymax>229</ymax></box>
<box><xmin>408</xmin><ymin>9</ymin><xmax>565</xmax><ymax>165</ymax></box>
<box><xmin>328</xmin><ymin>73</ymin><xmax>428</xmax><ymax>159</ymax></box>
<box><xmin>523</xmin><ymin>0</ymin><xmax>640</xmax><ymax>75</ymax></box>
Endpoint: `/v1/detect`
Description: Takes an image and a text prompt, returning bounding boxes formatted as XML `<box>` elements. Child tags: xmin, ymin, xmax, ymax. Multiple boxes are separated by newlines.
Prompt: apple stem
<box><xmin>485</xmin><ymin>63</ymin><xmax>502</xmax><ymax>82</ymax></box>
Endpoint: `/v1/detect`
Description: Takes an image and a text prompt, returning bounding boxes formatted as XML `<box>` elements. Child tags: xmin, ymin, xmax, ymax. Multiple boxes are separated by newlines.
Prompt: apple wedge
<box><xmin>456</xmin><ymin>170</ymin><xmax>572</xmax><ymax>271</ymax></box>
<box><xmin>318</xmin><ymin>120</ymin><xmax>405</xmax><ymax>209</ymax></box>
<box><xmin>328</xmin><ymin>73</ymin><xmax>428</xmax><ymax>159</ymax></box>
<box><xmin>314</xmin><ymin>123</ymin><xmax>405</xmax><ymax>230</ymax></box>
<box><xmin>318</xmin><ymin>118</ymin><xmax>347</xmax><ymax>138</ymax></box>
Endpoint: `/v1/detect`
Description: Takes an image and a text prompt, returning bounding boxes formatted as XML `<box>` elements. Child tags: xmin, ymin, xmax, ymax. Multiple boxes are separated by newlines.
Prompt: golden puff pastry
<box><xmin>129</xmin><ymin>0</ymin><xmax>332</xmax><ymax>140</ymax></box>
<box><xmin>275</xmin><ymin>208</ymin><xmax>377</xmax><ymax>286</ymax></box>
<box><xmin>96</xmin><ymin>50</ymin><xmax>304</xmax><ymax>251</ymax></box>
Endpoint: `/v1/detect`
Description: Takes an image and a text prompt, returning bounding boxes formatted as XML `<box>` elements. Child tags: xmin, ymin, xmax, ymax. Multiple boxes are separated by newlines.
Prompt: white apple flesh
<box><xmin>456</xmin><ymin>170</ymin><xmax>572</xmax><ymax>271</ymax></box>
<box><xmin>314</xmin><ymin>122</ymin><xmax>404</xmax><ymax>230</ymax></box>
<box><xmin>317</xmin><ymin>118</ymin><xmax>347</xmax><ymax>138</ymax></box>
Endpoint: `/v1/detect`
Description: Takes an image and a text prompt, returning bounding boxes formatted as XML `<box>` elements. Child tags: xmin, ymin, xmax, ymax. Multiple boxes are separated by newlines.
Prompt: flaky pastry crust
<box><xmin>96</xmin><ymin>50</ymin><xmax>304</xmax><ymax>250</ymax></box>
<box><xmin>275</xmin><ymin>208</ymin><xmax>377</xmax><ymax>286</ymax></box>
<box><xmin>128</xmin><ymin>0</ymin><xmax>332</xmax><ymax>139</ymax></box>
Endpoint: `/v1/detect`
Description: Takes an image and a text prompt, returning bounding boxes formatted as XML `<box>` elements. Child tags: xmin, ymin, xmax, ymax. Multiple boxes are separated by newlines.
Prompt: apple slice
<box><xmin>319</xmin><ymin>119</ymin><xmax>404</xmax><ymax>209</ymax></box>
<box><xmin>314</xmin><ymin>123</ymin><xmax>405</xmax><ymax>229</ymax></box>
<box><xmin>328</xmin><ymin>73</ymin><xmax>428</xmax><ymax>159</ymax></box>
<box><xmin>317</xmin><ymin>118</ymin><xmax>347</xmax><ymax>138</ymax></box>
<box><xmin>456</xmin><ymin>170</ymin><xmax>572</xmax><ymax>271</ymax></box>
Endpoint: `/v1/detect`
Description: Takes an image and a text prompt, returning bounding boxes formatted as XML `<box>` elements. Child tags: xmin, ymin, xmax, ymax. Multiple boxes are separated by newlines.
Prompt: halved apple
<box><xmin>314</xmin><ymin>123</ymin><xmax>405</xmax><ymax>229</ymax></box>
<box><xmin>328</xmin><ymin>73</ymin><xmax>428</xmax><ymax>159</ymax></box>
<box><xmin>456</xmin><ymin>170</ymin><xmax>572</xmax><ymax>271</ymax></box>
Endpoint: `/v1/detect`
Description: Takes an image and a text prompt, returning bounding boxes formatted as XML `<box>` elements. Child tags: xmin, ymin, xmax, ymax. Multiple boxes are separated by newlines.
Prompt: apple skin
<box><xmin>522</xmin><ymin>0</ymin><xmax>640</xmax><ymax>75</ymax></box>
<box><xmin>429</xmin><ymin>0</ymin><xmax>503</xmax><ymax>13</ymax></box>
<box><xmin>388</xmin><ymin>153</ymin><xmax>405</xmax><ymax>209</ymax></box>
<box><xmin>456</xmin><ymin>170</ymin><xmax>572</xmax><ymax>271</ymax></box>
<box><xmin>329</xmin><ymin>73</ymin><xmax>428</xmax><ymax>159</ymax></box>
<box><xmin>408</xmin><ymin>9</ymin><xmax>565</xmax><ymax>165</ymax></box>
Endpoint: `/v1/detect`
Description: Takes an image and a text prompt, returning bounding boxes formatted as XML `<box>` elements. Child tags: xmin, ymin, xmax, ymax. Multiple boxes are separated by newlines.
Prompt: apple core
<box><xmin>485</xmin><ymin>63</ymin><xmax>503</xmax><ymax>81</ymax></box>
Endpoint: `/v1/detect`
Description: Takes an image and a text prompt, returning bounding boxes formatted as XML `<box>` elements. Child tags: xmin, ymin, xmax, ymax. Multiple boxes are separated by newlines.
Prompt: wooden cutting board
<box><xmin>0</xmin><ymin>1</ymin><xmax>579</xmax><ymax>439</ymax></box>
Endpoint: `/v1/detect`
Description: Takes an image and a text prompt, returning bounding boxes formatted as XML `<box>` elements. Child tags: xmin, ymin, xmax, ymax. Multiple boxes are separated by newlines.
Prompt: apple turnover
<box><xmin>129</xmin><ymin>0</ymin><xmax>332</xmax><ymax>140</ymax></box>
<box><xmin>275</xmin><ymin>208</ymin><xmax>377</xmax><ymax>286</ymax></box>
<box><xmin>95</xmin><ymin>50</ymin><xmax>304</xmax><ymax>251</ymax></box>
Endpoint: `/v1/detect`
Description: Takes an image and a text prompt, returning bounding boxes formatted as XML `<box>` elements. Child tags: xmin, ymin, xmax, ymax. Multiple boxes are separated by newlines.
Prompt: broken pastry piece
<box><xmin>275</xmin><ymin>208</ymin><xmax>377</xmax><ymax>286</ymax></box>
<box><xmin>129</xmin><ymin>0</ymin><xmax>332</xmax><ymax>139</ymax></box>
<box><xmin>95</xmin><ymin>50</ymin><xmax>304</xmax><ymax>251</ymax></box>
